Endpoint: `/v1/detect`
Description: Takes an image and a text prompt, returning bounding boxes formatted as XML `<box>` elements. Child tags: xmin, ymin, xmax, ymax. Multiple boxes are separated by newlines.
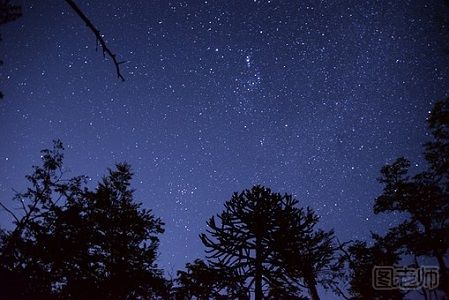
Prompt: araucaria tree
<box><xmin>0</xmin><ymin>141</ymin><xmax>167</xmax><ymax>299</ymax></box>
<box><xmin>373</xmin><ymin>97</ymin><xmax>449</xmax><ymax>297</ymax></box>
<box><xmin>200</xmin><ymin>185</ymin><xmax>335</xmax><ymax>300</ymax></box>
<box><xmin>200</xmin><ymin>186</ymin><xmax>295</xmax><ymax>299</ymax></box>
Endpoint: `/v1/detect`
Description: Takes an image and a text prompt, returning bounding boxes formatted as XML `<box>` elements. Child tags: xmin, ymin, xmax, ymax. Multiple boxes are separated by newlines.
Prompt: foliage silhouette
<box><xmin>0</xmin><ymin>141</ymin><xmax>168</xmax><ymax>299</ymax></box>
<box><xmin>337</xmin><ymin>239</ymin><xmax>404</xmax><ymax>300</ymax></box>
<box><xmin>0</xmin><ymin>97</ymin><xmax>447</xmax><ymax>299</ymax></box>
<box><xmin>174</xmin><ymin>259</ymin><xmax>248</xmax><ymax>299</ymax></box>
<box><xmin>0</xmin><ymin>0</ymin><xmax>21</xmax><ymax>25</ymax></box>
<box><xmin>373</xmin><ymin>97</ymin><xmax>449</xmax><ymax>298</ymax></box>
<box><xmin>271</xmin><ymin>207</ymin><xmax>337</xmax><ymax>300</ymax></box>
<box><xmin>200</xmin><ymin>185</ymin><xmax>334</xmax><ymax>300</ymax></box>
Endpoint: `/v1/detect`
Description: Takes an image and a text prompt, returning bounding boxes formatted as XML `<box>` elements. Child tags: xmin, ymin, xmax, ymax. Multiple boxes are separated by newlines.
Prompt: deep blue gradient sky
<box><xmin>1</xmin><ymin>0</ymin><xmax>449</xmax><ymax>274</ymax></box>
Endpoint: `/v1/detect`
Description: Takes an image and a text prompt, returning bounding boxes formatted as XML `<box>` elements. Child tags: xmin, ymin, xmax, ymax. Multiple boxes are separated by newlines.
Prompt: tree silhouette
<box><xmin>59</xmin><ymin>162</ymin><xmax>167</xmax><ymax>299</ymax></box>
<box><xmin>425</xmin><ymin>97</ymin><xmax>449</xmax><ymax>183</ymax></box>
<box><xmin>0</xmin><ymin>140</ymin><xmax>87</xmax><ymax>298</ymax></box>
<box><xmin>266</xmin><ymin>286</ymin><xmax>307</xmax><ymax>300</ymax></box>
<box><xmin>272</xmin><ymin>207</ymin><xmax>337</xmax><ymax>300</ymax></box>
<box><xmin>0</xmin><ymin>141</ymin><xmax>167</xmax><ymax>299</ymax></box>
<box><xmin>200</xmin><ymin>185</ymin><xmax>310</xmax><ymax>300</ymax></box>
<box><xmin>373</xmin><ymin>97</ymin><xmax>449</xmax><ymax>297</ymax></box>
<box><xmin>64</xmin><ymin>0</ymin><xmax>126</xmax><ymax>81</ymax></box>
<box><xmin>339</xmin><ymin>239</ymin><xmax>404</xmax><ymax>300</ymax></box>
<box><xmin>175</xmin><ymin>259</ymin><xmax>248</xmax><ymax>299</ymax></box>
<box><xmin>1</xmin><ymin>0</ymin><xmax>124</xmax><ymax>99</ymax></box>
<box><xmin>0</xmin><ymin>0</ymin><xmax>20</xmax><ymax>25</ymax></box>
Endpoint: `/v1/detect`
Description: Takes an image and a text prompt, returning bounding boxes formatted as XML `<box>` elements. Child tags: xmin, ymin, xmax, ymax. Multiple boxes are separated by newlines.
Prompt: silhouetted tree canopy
<box><xmin>0</xmin><ymin>141</ymin><xmax>168</xmax><ymax>299</ymax></box>
<box><xmin>174</xmin><ymin>259</ymin><xmax>248</xmax><ymax>300</ymax></box>
<box><xmin>336</xmin><ymin>239</ymin><xmax>404</xmax><ymax>300</ymax></box>
<box><xmin>200</xmin><ymin>185</ymin><xmax>334</xmax><ymax>300</ymax></box>
<box><xmin>0</xmin><ymin>1</ymin><xmax>20</xmax><ymax>25</ymax></box>
<box><xmin>200</xmin><ymin>186</ymin><xmax>298</xmax><ymax>299</ymax></box>
<box><xmin>372</xmin><ymin>97</ymin><xmax>449</xmax><ymax>298</ymax></box>
<box><xmin>272</xmin><ymin>207</ymin><xmax>337</xmax><ymax>300</ymax></box>
<box><xmin>0</xmin><ymin>97</ymin><xmax>447</xmax><ymax>299</ymax></box>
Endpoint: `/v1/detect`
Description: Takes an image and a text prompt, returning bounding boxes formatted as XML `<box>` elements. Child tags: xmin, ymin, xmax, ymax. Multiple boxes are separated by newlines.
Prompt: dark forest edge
<box><xmin>0</xmin><ymin>98</ymin><xmax>448</xmax><ymax>299</ymax></box>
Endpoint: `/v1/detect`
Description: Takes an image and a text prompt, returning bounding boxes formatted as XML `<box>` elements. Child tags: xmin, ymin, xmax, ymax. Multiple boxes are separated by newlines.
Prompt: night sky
<box><xmin>1</xmin><ymin>0</ymin><xmax>449</xmax><ymax>276</ymax></box>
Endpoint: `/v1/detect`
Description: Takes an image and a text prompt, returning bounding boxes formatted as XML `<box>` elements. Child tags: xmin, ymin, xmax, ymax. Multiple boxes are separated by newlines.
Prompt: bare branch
<box><xmin>334</xmin><ymin>285</ymin><xmax>351</xmax><ymax>300</ymax></box>
<box><xmin>0</xmin><ymin>201</ymin><xmax>19</xmax><ymax>224</ymax></box>
<box><xmin>65</xmin><ymin>0</ymin><xmax>125</xmax><ymax>81</ymax></box>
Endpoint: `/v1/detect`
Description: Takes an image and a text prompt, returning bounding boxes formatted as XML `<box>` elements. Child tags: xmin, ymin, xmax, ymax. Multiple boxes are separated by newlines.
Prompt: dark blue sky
<box><xmin>1</xmin><ymin>0</ymin><xmax>449</xmax><ymax>275</ymax></box>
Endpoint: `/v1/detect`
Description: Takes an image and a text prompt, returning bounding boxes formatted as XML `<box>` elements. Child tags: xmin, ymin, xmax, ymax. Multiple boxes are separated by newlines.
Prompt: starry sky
<box><xmin>1</xmin><ymin>0</ymin><xmax>449</xmax><ymax>275</ymax></box>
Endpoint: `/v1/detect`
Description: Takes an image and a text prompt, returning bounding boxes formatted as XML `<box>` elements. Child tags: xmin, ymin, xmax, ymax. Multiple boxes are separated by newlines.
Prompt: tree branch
<box><xmin>65</xmin><ymin>0</ymin><xmax>125</xmax><ymax>81</ymax></box>
<box><xmin>0</xmin><ymin>201</ymin><xmax>19</xmax><ymax>224</ymax></box>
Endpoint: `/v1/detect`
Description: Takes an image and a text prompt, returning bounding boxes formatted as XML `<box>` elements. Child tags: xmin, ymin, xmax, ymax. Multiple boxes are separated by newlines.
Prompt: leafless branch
<box><xmin>0</xmin><ymin>201</ymin><xmax>19</xmax><ymax>223</ymax></box>
<box><xmin>65</xmin><ymin>0</ymin><xmax>126</xmax><ymax>81</ymax></box>
<box><xmin>334</xmin><ymin>285</ymin><xmax>351</xmax><ymax>300</ymax></box>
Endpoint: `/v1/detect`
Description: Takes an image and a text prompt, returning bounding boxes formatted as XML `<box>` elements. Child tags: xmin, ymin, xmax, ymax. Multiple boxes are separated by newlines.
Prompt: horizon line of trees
<box><xmin>0</xmin><ymin>97</ymin><xmax>448</xmax><ymax>299</ymax></box>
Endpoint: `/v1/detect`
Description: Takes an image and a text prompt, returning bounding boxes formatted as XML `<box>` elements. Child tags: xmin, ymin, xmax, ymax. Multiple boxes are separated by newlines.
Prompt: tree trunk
<box><xmin>255</xmin><ymin>236</ymin><xmax>262</xmax><ymax>300</ymax></box>
<box><xmin>435</xmin><ymin>252</ymin><xmax>449</xmax><ymax>299</ymax></box>
<box><xmin>414</xmin><ymin>256</ymin><xmax>429</xmax><ymax>300</ymax></box>
<box><xmin>305</xmin><ymin>274</ymin><xmax>320</xmax><ymax>300</ymax></box>
<box><xmin>436</xmin><ymin>252</ymin><xmax>447</xmax><ymax>272</ymax></box>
